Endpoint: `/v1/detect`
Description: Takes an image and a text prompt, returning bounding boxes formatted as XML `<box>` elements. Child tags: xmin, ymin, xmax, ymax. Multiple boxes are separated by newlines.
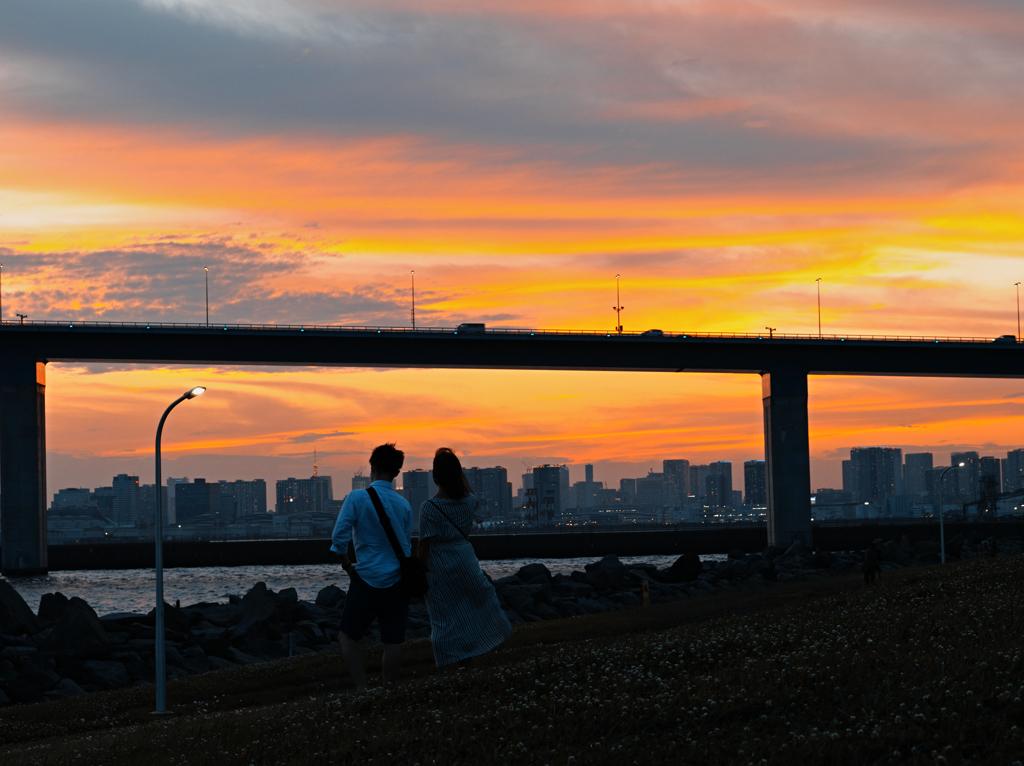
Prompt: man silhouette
<box><xmin>330</xmin><ymin>443</ymin><xmax>412</xmax><ymax>692</ymax></box>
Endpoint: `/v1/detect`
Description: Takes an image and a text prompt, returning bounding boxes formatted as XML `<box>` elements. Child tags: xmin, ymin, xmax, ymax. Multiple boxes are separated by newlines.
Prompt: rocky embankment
<box><xmin>0</xmin><ymin>531</ymin><xmax>1016</xmax><ymax>706</ymax></box>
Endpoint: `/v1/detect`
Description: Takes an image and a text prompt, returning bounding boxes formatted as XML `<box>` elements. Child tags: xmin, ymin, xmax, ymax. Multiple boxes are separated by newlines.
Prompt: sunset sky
<box><xmin>3</xmin><ymin>0</ymin><xmax>1024</xmax><ymax>499</ymax></box>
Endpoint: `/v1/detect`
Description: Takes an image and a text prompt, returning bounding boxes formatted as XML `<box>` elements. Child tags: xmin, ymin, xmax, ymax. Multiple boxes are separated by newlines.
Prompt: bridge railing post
<box><xmin>0</xmin><ymin>359</ymin><xmax>48</xmax><ymax>576</ymax></box>
<box><xmin>762</xmin><ymin>370</ymin><xmax>812</xmax><ymax>549</ymax></box>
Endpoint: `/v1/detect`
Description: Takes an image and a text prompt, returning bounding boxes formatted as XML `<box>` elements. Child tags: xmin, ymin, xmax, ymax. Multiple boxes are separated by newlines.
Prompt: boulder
<box><xmin>314</xmin><ymin>585</ymin><xmax>345</xmax><ymax>610</ymax></box>
<box><xmin>714</xmin><ymin>560</ymin><xmax>750</xmax><ymax>581</ymax></box>
<box><xmin>47</xmin><ymin>598</ymin><xmax>111</xmax><ymax>656</ymax></box>
<box><xmin>38</xmin><ymin>592</ymin><xmax>71</xmax><ymax>623</ymax></box>
<box><xmin>228</xmin><ymin>619</ymin><xmax>275</xmax><ymax>659</ymax></box>
<box><xmin>626</xmin><ymin>568</ymin><xmax>652</xmax><ymax>582</ymax></box>
<box><xmin>912</xmin><ymin>540</ymin><xmax>941</xmax><ymax>555</ymax></box>
<box><xmin>0</xmin><ymin>678</ymin><xmax>44</xmax><ymax>704</ymax></box>
<box><xmin>666</xmin><ymin>553</ymin><xmax>703</xmax><ymax>583</ymax></box>
<box><xmin>900</xmin><ymin>535</ymin><xmax>912</xmax><ymax>552</ymax></box>
<box><xmin>516</xmin><ymin>563</ymin><xmax>553</xmax><ymax>585</ymax></box>
<box><xmin>498</xmin><ymin>585</ymin><xmax>537</xmax><ymax>616</ymax></box>
<box><xmin>914</xmin><ymin>552</ymin><xmax>943</xmax><ymax>565</ymax></box>
<box><xmin>182</xmin><ymin>603</ymin><xmax>237</xmax><ymax>627</ymax></box>
<box><xmin>782</xmin><ymin>540</ymin><xmax>809</xmax><ymax>559</ymax></box>
<box><xmin>809</xmin><ymin>551</ymin><xmax>837</xmax><ymax>569</ymax></box>
<box><xmin>552</xmin><ymin>581</ymin><xmax>594</xmax><ymax>599</ymax></box>
<box><xmin>727</xmin><ymin>548</ymin><xmax>747</xmax><ymax>561</ymax></box>
<box><xmin>584</xmin><ymin>555</ymin><xmax>627</xmax><ymax>590</ymax></box>
<box><xmin>17</xmin><ymin>659</ymin><xmax>60</xmax><ymax>690</ymax></box>
<box><xmin>0</xmin><ymin>581</ymin><xmax>42</xmax><ymax>636</ymax></box>
<box><xmin>46</xmin><ymin>677</ymin><xmax>85</xmax><ymax>699</ymax></box>
<box><xmin>235</xmin><ymin>582</ymin><xmax>288</xmax><ymax>626</ymax></box>
<box><xmin>0</xmin><ymin>660</ymin><xmax>16</xmax><ymax>681</ymax></box>
<box><xmin>945</xmin><ymin>534</ymin><xmax>965</xmax><ymax>556</ymax></box>
<box><xmin>146</xmin><ymin>602</ymin><xmax>191</xmax><ymax>635</ymax></box>
<box><xmin>79</xmin><ymin>660</ymin><xmax>132</xmax><ymax>690</ymax></box>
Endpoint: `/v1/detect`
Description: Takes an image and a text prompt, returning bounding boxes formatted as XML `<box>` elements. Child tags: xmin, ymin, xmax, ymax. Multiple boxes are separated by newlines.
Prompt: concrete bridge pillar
<box><xmin>762</xmin><ymin>370</ymin><xmax>812</xmax><ymax>548</ymax></box>
<box><xmin>0</xmin><ymin>359</ymin><xmax>48</xmax><ymax>576</ymax></box>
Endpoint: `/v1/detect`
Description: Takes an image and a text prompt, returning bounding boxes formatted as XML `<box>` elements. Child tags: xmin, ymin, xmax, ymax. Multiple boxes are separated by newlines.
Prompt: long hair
<box><xmin>433</xmin><ymin>447</ymin><xmax>471</xmax><ymax>500</ymax></box>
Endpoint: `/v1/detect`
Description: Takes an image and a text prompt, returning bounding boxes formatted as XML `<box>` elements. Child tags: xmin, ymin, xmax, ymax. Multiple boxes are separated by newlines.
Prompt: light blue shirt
<box><xmin>330</xmin><ymin>480</ymin><xmax>412</xmax><ymax>589</ymax></box>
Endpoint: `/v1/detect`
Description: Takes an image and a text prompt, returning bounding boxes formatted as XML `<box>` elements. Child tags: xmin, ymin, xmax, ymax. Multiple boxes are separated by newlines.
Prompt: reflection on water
<box><xmin>4</xmin><ymin>554</ymin><xmax>724</xmax><ymax>617</ymax></box>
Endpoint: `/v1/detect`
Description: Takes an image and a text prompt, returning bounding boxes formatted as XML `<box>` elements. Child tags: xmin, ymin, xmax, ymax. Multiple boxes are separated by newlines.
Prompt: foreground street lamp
<box><xmin>613</xmin><ymin>274</ymin><xmax>624</xmax><ymax>334</ymax></box>
<box><xmin>1016</xmin><ymin>282</ymin><xmax>1021</xmax><ymax>340</ymax></box>
<box><xmin>204</xmin><ymin>267</ymin><xmax>209</xmax><ymax>326</ymax></box>
<box><xmin>938</xmin><ymin>461</ymin><xmax>964</xmax><ymax>564</ymax></box>
<box><xmin>153</xmin><ymin>386</ymin><xmax>206</xmax><ymax>713</ymax></box>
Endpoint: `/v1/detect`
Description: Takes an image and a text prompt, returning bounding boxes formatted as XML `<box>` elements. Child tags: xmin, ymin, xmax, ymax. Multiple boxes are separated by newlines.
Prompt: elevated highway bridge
<box><xmin>2</xmin><ymin>320</ymin><xmax>1022</xmax><ymax>575</ymax></box>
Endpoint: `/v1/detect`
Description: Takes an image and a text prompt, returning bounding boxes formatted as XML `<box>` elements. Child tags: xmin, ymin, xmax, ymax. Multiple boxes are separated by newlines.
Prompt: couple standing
<box><xmin>329</xmin><ymin>443</ymin><xmax>511</xmax><ymax>691</ymax></box>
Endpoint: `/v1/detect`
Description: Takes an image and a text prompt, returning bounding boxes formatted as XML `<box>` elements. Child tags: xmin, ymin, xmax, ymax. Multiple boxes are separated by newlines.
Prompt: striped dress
<box><xmin>419</xmin><ymin>495</ymin><xmax>512</xmax><ymax>667</ymax></box>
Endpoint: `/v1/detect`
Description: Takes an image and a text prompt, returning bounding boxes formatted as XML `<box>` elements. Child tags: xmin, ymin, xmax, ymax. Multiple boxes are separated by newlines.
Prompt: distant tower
<box><xmin>313</xmin><ymin>448</ymin><xmax>318</xmax><ymax>477</ymax></box>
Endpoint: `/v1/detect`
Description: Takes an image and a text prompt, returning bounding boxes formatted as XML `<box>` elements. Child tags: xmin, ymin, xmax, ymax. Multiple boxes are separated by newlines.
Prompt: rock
<box><xmin>207</xmin><ymin>656</ymin><xmax>235</xmax><ymax>671</ymax></box>
<box><xmin>584</xmin><ymin>555</ymin><xmax>626</xmax><ymax>590</ymax></box>
<box><xmin>498</xmin><ymin>585</ymin><xmax>537</xmax><ymax>616</ymax></box>
<box><xmin>228</xmin><ymin>619</ymin><xmax>274</xmax><ymax>659</ymax></box>
<box><xmin>228</xmin><ymin>647</ymin><xmax>261</xmax><ymax>665</ymax></box>
<box><xmin>182</xmin><ymin>603</ymin><xmax>237</xmax><ymax>628</ymax></box>
<box><xmin>44</xmin><ymin>677</ymin><xmax>85</xmax><ymax>699</ymax></box>
<box><xmin>278</xmin><ymin>587</ymin><xmax>298</xmax><ymax>607</ymax></box>
<box><xmin>714</xmin><ymin>561</ymin><xmax>750</xmax><ymax>581</ymax></box>
<box><xmin>0</xmin><ymin>687</ymin><xmax>9</xmax><ymax>705</ymax></box>
<box><xmin>945</xmin><ymin>534</ymin><xmax>965</xmax><ymax>556</ymax></box>
<box><xmin>0</xmin><ymin>581</ymin><xmax>42</xmax><ymax>636</ymax></box>
<box><xmin>667</xmin><ymin>553</ymin><xmax>703</xmax><ymax>582</ymax></box>
<box><xmin>900</xmin><ymin>535</ymin><xmax>912</xmax><ymax>552</ymax></box>
<box><xmin>575</xmin><ymin>598</ymin><xmax>610</xmax><ymax>615</ymax></box>
<box><xmin>912</xmin><ymin>540</ymin><xmax>941</xmax><ymax>555</ymax></box>
<box><xmin>552</xmin><ymin>581</ymin><xmax>594</xmax><ymax>599</ymax></box>
<box><xmin>146</xmin><ymin>602</ymin><xmax>191</xmax><ymax>635</ymax></box>
<box><xmin>492</xmin><ymin>575</ymin><xmax>522</xmax><ymax>588</ymax></box>
<box><xmin>314</xmin><ymin>585</ymin><xmax>345</xmax><ymax>610</ymax></box>
<box><xmin>809</xmin><ymin>551</ymin><xmax>837</xmax><ymax>569</ymax></box>
<box><xmin>727</xmin><ymin>548</ymin><xmax>747</xmax><ymax>560</ymax></box>
<box><xmin>17</xmin><ymin>659</ymin><xmax>60</xmax><ymax>689</ymax></box>
<box><xmin>0</xmin><ymin>660</ymin><xmax>16</xmax><ymax>681</ymax></box>
<box><xmin>38</xmin><ymin>592</ymin><xmax>70</xmax><ymax>623</ymax></box>
<box><xmin>627</xmin><ymin>568</ymin><xmax>651</xmax><ymax>582</ymax></box>
<box><xmin>782</xmin><ymin>540</ymin><xmax>809</xmax><ymax>559</ymax></box>
<box><xmin>234</xmin><ymin>582</ymin><xmax>288</xmax><ymax>626</ymax></box>
<box><xmin>0</xmin><ymin>678</ymin><xmax>44</xmax><ymax>703</ymax></box>
<box><xmin>515</xmin><ymin>563</ymin><xmax>553</xmax><ymax>585</ymax></box>
<box><xmin>47</xmin><ymin>598</ymin><xmax>111</xmax><ymax>656</ymax></box>
<box><xmin>914</xmin><ymin>552</ymin><xmax>943</xmax><ymax>565</ymax></box>
<box><xmin>78</xmin><ymin>660</ymin><xmax>131</xmax><ymax>690</ymax></box>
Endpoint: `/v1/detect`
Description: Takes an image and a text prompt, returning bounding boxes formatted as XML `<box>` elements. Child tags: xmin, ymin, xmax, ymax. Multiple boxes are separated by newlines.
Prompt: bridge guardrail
<box><xmin>1</xmin><ymin>319</ymin><xmax>1019</xmax><ymax>345</ymax></box>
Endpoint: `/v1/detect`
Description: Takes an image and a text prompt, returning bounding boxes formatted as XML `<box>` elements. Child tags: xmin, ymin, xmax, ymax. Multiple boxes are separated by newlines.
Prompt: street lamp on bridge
<box><xmin>815</xmin><ymin>278</ymin><xmax>822</xmax><ymax>337</ymax></box>
<box><xmin>153</xmin><ymin>386</ymin><xmax>206</xmax><ymax>713</ymax></box>
<box><xmin>938</xmin><ymin>461</ymin><xmax>964</xmax><ymax>565</ymax></box>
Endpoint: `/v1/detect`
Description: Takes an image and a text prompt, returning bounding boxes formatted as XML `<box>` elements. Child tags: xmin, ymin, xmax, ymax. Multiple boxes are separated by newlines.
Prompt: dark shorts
<box><xmin>339</xmin><ymin>575</ymin><xmax>408</xmax><ymax>644</ymax></box>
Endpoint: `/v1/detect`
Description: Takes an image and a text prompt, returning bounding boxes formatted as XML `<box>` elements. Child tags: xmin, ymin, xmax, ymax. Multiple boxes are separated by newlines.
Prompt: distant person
<box><xmin>418</xmin><ymin>448</ymin><xmax>511</xmax><ymax>671</ymax></box>
<box><xmin>330</xmin><ymin>443</ymin><xmax>412</xmax><ymax>692</ymax></box>
<box><xmin>862</xmin><ymin>542</ymin><xmax>881</xmax><ymax>586</ymax></box>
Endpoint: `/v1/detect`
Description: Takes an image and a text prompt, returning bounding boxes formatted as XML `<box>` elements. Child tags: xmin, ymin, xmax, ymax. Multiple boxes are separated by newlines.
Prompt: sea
<box><xmin>4</xmin><ymin>554</ymin><xmax>725</xmax><ymax>618</ymax></box>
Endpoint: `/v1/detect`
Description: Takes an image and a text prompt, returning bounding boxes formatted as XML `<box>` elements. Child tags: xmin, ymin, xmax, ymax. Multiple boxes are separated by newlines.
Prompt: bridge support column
<box><xmin>762</xmin><ymin>370</ymin><xmax>812</xmax><ymax>548</ymax></box>
<box><xmin>0</xmin><ymin>360</ymin><xmax>48</xmax><ymax>576</ymax></box>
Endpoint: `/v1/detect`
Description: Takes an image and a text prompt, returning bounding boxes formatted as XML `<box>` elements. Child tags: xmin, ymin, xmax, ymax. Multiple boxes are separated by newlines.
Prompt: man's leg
<box><xmin>340</xmin><ymin>631</ymin><xmax>368</xmax><ymax>692</ymax></box>
<box><xmin>381</xmin><ymin>644</ymin><xmax>401</xmax><ymax>685</ymax></box>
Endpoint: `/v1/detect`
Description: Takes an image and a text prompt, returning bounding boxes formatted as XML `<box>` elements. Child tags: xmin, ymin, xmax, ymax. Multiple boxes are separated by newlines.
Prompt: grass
<box><xmin>1</xmin><ymin>557</ymin><xmax>1022</xmax><ymax>765</ymax></box>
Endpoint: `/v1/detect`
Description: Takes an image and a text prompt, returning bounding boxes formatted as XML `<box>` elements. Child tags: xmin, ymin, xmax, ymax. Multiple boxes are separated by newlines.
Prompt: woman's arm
<box><xmin>417</xmin><ymin>536</ymin><xmax>432</xmax><ymax>564</ymax></box>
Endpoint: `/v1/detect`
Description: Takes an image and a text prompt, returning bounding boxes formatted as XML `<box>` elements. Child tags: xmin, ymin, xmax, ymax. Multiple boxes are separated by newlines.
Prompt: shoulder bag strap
<box><xmin>427</xmin><ymin>499</ymin><xmax>471</xmax><ymax>542</ymax></box>
<box><xmin>366</xmin><ymin>487</ymin><xmax>407</xmax><ymax>562</ymax></box>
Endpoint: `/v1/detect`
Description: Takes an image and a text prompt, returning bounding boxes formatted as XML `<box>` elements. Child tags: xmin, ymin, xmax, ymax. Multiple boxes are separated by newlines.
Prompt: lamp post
<box><xmin>613</xmin><ymin>274</ymin><xmax>624</xmax><ymax>334</ymax></box>
<box><xmin>815</xmin><ymin>278</ymin><xmax>822</xmax><ymax>337</ymax></box>
<box><xmin>1</xmin><ymin>263</ymin><xmax>3</xmax><ymax>323</ymax></box>
<box><xmin>154</xmin><ymin>386</ymin><xmax>206</xmax><ymax>713</ymax></box>
<box><xmin>1011</xmin><ymin>282</ymin><xmax>1019</xmax><ymax>339</ymax></box>
<box><xmin>765</xmin><ymin>326</ymin><xmax>775</xmax><ymax>338</ymax></box>
<box><xmin>411</xmin><ymin>270</ymin><xmax>415</xmax><ymax>330</ymax></box>
<box><xmin>938</xmin><ymin>461</ymin><xmax>964</xmax><ymax>564</ymax></box>
<box><xmin>204</xmin><ymin>268</ymin><xmax>209</xmax><ymax>326</ymax></box>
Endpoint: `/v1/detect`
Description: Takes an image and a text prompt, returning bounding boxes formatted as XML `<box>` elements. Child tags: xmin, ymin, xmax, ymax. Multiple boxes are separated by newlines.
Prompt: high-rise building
<box><xmin>635</xmin><ymin>472</ymin><xmax>665</xmax><ymax>508</ymax></box>
<box><xmin>50</xmin><ymin>488</ymin><xmax>93</xmax><ymax>516</ymax></box>
<box><xmin>219</xmin><ymin>479</ymin><xmax>268</xmax><ymax>520</ymax></box>
<box><xmin>743</xmin><ymin>460</ymin><xmax>767</xmax><ymax>507</ymax></box>
<box><xmin>532</xmin><ymin>465</ymin><xmax>570</xmax><ymax>525</ymax></box>
<box><xmin>847</xmin><ymin>447</ymin><xmax>902</xmax><ymax>504</ymax></box>
<box><xmin>903</xmin><ymin>453</ymin><xmax>933</xmax><ymax>496</ymax></box>
<box><xmin>979</xmin><ymin>456</ymin><xmax>1001</xmax><ymax>506</ymax></box>
<box><xmin>276</xmin><ymin>476</ymin><xmax>334</xmax><ymax>515</ymax></box>
<box><xmin>166</xmin><ymin>477</ymin><xmax>188</xmax><ymax>524</ymax></box>
<box><xmin>138</xmin><ymin>483</ymin><xmax>166</xmax><ymax>526</ymax></box>
<box><xmin>1004</xmin><ymin>449</ymin><xmax>1024</xmax><ymax>492</ymax></box>
<box><xmin>402</xmin><ymin>469</ymin><xmax>435</xmax><ymax>528</ymax></box>
<box><xmin>618</xmin><ymin>478</ymin><xmax>636</xmax><ymax>502</ymax></box>
<box><xmin>706</xmin><ymin>462</ymin><xmax>733</xmax><ymax>508</ymax></box>
<box><xmin>464</xmin><ymin>466</ymin><xmax>512</xmax><ymax>519</ymax></box>
<box><xmin>351</xmin><ymin>473</ymin><xmax>372</xmax><ymax>491</ymax></box>
<box><xmin>950</xmin><ymin>451</ymin><xmax>980</xmax><ymax>500</ymax></box>
<box><xmin>689</xmin><ymin>465</ymin><xmax>710</xmax><ymax>503</ymax></box>
<box><xmin>112</xmin><ymin>474</ymin><xmax>140</xmax><ymax>526</ymax></box>
<box><xmin>842</xmin><ymin>460</ymin><xmax>856</xmax><ymax>499</ymax></box>
<box><xmin>663</xmin><ymin>459</ymin><xmax>689</xmax><ymax>505</ymax></box>
<box><xmin>176</xmin><ymin>478</ymin><xmax>221</xmax><ymax>524</ymax></box>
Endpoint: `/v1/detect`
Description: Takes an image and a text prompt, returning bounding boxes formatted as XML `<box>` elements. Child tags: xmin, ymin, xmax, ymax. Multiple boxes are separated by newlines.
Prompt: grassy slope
<box><xmin>1</xmin><ymin>559</ymin><xmax>1022</xmax><ymax>765</ymax></box>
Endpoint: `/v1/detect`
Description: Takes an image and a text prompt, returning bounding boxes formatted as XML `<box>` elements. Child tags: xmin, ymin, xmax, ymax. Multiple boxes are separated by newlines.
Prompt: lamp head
<box><xmin>185</xmin><ymin>386</ymin><xmax>206</xmax><ymax>399</ymax></box>
<box><xmin>958</xmin><ymin>461</ymin><xmax>965</xmax><ymax>467</ymax></box>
